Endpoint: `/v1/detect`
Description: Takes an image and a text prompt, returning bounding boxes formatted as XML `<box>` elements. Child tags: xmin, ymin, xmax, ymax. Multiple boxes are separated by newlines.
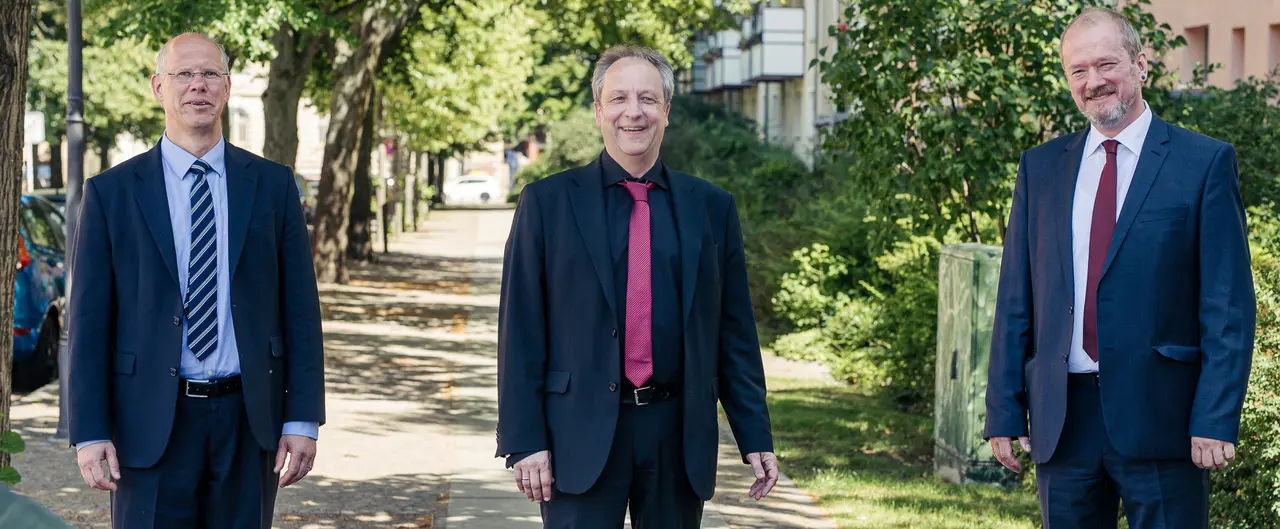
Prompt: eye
<box><xmin>176</xmin><ymin>71</ymin><xmax>195</xmax><ymax>81</ymax></box>
<box><xmin>202</xmin><ymin>71</ymin><xmax>222</xmax><ymax>80</ymax></box>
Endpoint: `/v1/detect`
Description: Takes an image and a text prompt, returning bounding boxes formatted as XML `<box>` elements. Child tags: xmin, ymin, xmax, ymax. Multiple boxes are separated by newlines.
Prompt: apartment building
<box><xmin>1140</xmin><ymin>0</ymin><xmax>1280</xmax><ymax>88</ymax></box>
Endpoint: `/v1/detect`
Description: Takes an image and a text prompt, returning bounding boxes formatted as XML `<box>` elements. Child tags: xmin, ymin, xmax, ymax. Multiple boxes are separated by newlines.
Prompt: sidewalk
<box><xmin>10</xmin><ymin>208</ymin><xmax>834</xmax><ymax>528</ymax></box>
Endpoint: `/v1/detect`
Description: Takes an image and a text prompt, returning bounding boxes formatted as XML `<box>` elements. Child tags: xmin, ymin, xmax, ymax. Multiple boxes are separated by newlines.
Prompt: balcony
<box><xmin>740</xmin><ymin>6</ymin><xmax>805</xmax><ymax>83</ymax></box>
<box><xmin>704</xmin><ymin>30</ymin><xmax>749</xmax><ymax>91</ymax></box>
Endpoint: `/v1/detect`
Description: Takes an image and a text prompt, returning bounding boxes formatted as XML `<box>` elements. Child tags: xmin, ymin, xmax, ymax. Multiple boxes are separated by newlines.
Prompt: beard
<box><xmin>1081</xmin><ymin>76</ymin><xmax>1139</xmax><ymax>130</ymax></box>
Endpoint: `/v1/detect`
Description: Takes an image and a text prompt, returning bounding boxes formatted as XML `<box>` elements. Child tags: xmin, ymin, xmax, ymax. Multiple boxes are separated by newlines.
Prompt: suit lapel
<box><xmin>224</xmin><ymin>144</ymin><xmax>259</xmax><ymax>280</ymax></box>
<box><xmin>667</xmin><ymin>168</ymin><xmax>703</xmax><ymax>324</ymax></box>
<box><xmin>1100</xmin><ymin>116</ymin><xmax>1170</xmax><ymax>279</ymax></box>
<box><xmin>1055</xmin><ymin>129</ymin><xmax>1088</xmax><ymax>296</ymax></box>
<box><xmin>568</xmin><ymin>160</ymin><xmax>619</xmax><ymax>321</ymax></box>
<box><xmin>135</xmin><ymin>145</ymin><xmax>181</xmax><ymax>288</ymax></box>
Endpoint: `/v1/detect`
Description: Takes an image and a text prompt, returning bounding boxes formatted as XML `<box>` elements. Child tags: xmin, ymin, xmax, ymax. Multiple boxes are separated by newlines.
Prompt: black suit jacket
<box><xmin>68</xmin><ymin>142</ymin><xmax>326</xmax><ymax>468</ymax></box>
<box><xmin>986</xmin><ymin>115</ymin><xmax>1254</xmax><ymax>464</ymax></box>
<box><xmin>496</xmin><ymin>158</ymin><xmax>773</xmax><ymax>500</ymax></box>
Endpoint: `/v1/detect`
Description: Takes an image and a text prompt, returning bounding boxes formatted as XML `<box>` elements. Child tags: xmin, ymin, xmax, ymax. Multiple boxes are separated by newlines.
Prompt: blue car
<box><xmin>13</xmin><ymin>195</ymin><xmax>65</xmax><ymax>392</ymax></box>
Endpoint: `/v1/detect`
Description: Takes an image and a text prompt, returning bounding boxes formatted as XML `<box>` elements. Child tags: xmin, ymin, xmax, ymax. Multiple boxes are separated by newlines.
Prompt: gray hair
<box><xmin>592</xmin><ymin>45</ymin><xmax>675</xmax><ymax>105</ymax></box>
<box><xmin>156</xmin><ymin>32</ymin><xmax>230</xmax><ymax>74</ymax></box>
<box><xmin>1061</xmin><ymin>7</ymin><xmax>1143</xmax><ymax>61</ymax></box>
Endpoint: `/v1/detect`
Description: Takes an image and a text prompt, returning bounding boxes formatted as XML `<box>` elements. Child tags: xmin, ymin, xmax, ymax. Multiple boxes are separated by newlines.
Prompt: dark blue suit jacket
<box><xmin>495</xmin><ymin>159</ymin><xmax>774</xmax><ymax>500</ymax></box>
<box><xmin>985</xmin><ymin>115</ymin><xmax>1255</xmax><ymax>464</ymax></box>
<box><xmin>68</xmin><ymin>143</ymin><xmax>325</xmax><ymax>468</ymax></box>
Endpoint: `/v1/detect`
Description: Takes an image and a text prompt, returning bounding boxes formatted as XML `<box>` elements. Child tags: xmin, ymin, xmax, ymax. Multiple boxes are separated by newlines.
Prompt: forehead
<box><xmin>603</xmin><ymin>57</ymin><xmax>663</xmax><ymax>92</ymax></box>
<box><xmin>166</xmin><ymin>37</ymin><xmax>223</xmax><ymax>69</ymax></box>
<box><xmin>1062</xmin><ymin>22</ymin><xmax>1127</xmax><ymax>66</ymax></box>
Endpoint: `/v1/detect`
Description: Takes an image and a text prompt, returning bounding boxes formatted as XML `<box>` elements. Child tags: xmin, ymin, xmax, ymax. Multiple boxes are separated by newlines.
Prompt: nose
<box><xmin>1085</xmin><ymin>69</ymin><xmax>1106</xmax><ymax>93</ymax></box>
<box><xmin>623</xmin><ymin>96</ymin><xmax>643</xmax><ymax>118</ymax></box>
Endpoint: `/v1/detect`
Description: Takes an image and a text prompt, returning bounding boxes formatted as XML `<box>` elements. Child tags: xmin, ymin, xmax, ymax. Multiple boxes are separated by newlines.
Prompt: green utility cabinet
<box><xmin>934</xmin><ymin>243</ymin><xmax>1004</xmax><ymax>484</ymax></box>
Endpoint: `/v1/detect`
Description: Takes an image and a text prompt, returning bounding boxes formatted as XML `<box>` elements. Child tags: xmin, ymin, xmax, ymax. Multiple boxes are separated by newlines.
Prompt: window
<box><xmin>1270</xmin><ymin>24</ymin><xmax>1280</xmax><ymax>76</ymax></box>
<box><xmin>233</xmin><ymin>108</ymin><xmax>251</xmax><ymax>144</ymax></box>
<box><xmin>20</xmin><ymin>203</ymin><xmax>54</xmax><ymax>250</ymax></box>
<box><xmin>1185</xmin><ymin>25</ymin><xmax>1209</xmax><ymax>85</ymax></box>
<box><xmin>1232</xmin><ymin>28</ymin><xmax>1245</xmax><ymax>82</ymax></box>
<box><xmin>32</xmin><ymin>199</ymin><xmax>65</xmax><ymax>252</ymax></box>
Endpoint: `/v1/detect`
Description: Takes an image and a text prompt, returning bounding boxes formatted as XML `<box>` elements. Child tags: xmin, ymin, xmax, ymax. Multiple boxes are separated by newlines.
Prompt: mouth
<box><xmin>619</xmin><ymin>125</ymin><xmax>647</xmax><ymax>134</ymax></box>
<box><xmin>1086</xmin><ymin>91</ymin><xmax>1116</xmax><ymax>103</ymax></box>
<box><xmin>185</xmin><ymin>100</ymin><xmax>215</xmax><ymax>110</ymax></box>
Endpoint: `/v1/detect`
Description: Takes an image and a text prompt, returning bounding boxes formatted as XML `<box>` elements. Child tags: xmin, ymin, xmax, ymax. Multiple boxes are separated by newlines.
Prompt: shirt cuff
<box><xmin>75</xmin><ymin>440</ymin><xmax>109</xmax><ymax>452</ymax></box>
<box><xmin>282</xmin><ymin>421</ymin><xmax>319</xmax><ymax>440</ymax></box>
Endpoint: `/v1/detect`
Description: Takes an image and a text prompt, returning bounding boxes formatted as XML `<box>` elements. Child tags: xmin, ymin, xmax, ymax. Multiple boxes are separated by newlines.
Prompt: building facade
<box><xmin>1139</xmin><ymin>0</ymin><xmax>1280</xmax><ymax>89</ymax></box>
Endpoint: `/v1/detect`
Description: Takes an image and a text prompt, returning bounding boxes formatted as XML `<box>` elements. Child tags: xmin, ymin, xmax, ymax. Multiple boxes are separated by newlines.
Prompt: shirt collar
<box><xmin>160</xmin><ymin>132</ymin><xmax>227</xmax><ymax>179</ymax></box>
<box><xmin>600</xmin><ymin>149</ymin><xmax>667</xmax><ymax>190</ymax></box>
<box><xmin>1084</xmin><ymin>101</ymin><xmax>1152</xmax><ymax>159</ymax></box>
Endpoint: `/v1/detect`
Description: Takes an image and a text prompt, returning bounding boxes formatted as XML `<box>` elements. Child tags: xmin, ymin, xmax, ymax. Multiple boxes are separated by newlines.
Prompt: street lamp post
<box><xmin>56</xmin><ymin>0</ymin><xmax>85</xmax><ymax>439</ymax></box>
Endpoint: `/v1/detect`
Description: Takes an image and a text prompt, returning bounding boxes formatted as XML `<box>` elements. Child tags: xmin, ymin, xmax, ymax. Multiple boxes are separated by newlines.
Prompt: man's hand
<box><xmin>990</xmin><ymin>436</ymin><xmax>1031</xmax><ymax>473</ymax></box>
<box><xmin>513</xmin><ymin>450</ymin><xmax>553</xmax><ymax>503</ymax></box>
<box><xmin>745</xmin><ymin>452</ymin><xmax>779</xmax><ymax>500</ymax></box>
<box><xmin>1191</xmin><ymin>436</ymin><xmax>1236</xmax><ymax>470</ymax></box>
<box><xmin>275</xmin><ymin>435</ymin><xmax>318</xmax><ymax>488</ymax></box>
<box><xmin>77</xmin><ymin>442</ymin><xmax>120</xmax><ymax>491</ymax></box>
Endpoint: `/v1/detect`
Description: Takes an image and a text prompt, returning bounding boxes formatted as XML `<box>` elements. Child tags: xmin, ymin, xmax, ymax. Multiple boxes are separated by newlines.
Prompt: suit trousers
<box><xmin>1036</xmin><ymin>374</ymin><xmax>1208</xmax><ymax>529</ymax></box>
<box><xmin>541</xmin><ymin>396</ymin><xmax>703</xmax><ymax>528</ymax></box>
<box><xmin>112</xmin><ymin>390</ymin><xmax>278</xmax><ymax>529</ymax></box>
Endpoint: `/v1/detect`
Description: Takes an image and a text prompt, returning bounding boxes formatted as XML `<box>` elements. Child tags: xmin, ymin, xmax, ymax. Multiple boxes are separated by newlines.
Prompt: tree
<box><xmin>0</xmin><ymin>0</ymin><xmax>32</xmax><ymax>483</ymax></box>
<box><xmin>310</xmin><ymin>0</ymin><xmax>423</xmax><ymax>283</ymax></box>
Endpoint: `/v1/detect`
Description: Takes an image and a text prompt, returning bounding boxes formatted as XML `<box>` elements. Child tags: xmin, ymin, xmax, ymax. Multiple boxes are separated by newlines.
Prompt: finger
<box><xmin>513</xmin><ymin>469</ymin><xmax>526</xmax><ymax>495</ymax></box>
<box><xmin>1210</xmin><ymin>445</ymin><xmax>1226</xmax><ymax>469</ymax></box>
<box><xmin>539</xmin><ymin>464</ymin><xmax>554</xmax><ymax>502</ymax></box>
<box><xmin>1225</xmin><ymin>443</ymin><xmax>1237</xmax><ymax>463</ymax></box>
<box><xmin>274</xmin><ymin>443</ymin><xmax>289</xmax><ymax>474</ymax></box>
<box><xmin>749</xmin><ymin>458</ymin><xmax>766</xmax><ymax>480</ymax></box>
<box><xmin>1019</xmin><ymin>437</ymin><xmax>1031</xmax><ymax>453</ymax></box>
<box><xmin>285</xmin><ymin>446</ymin><xmax>306</xmax><ymax>487</ymax></box>
<box><xmin>528</xmin><ymin>467</ymin><xmax>545</xmax><ymax>502</ymax></box>
<box><xmin>79</xmin><ymin>463</ymin><xmax>97</xmax><ymax>489</ymax></box>
<box><xmin>297</xmin><ymin>451</ymin><xmax>316</xmax><ymax>481</ymax></box>
<box><xmin>1191</xmin><ymin>445</ymin><xmax>1205</xmax><ymax>469</ymax></box>
<box><xmin>89</xmin><ymin>459</ymin><xmax>114</xmax><ymax>491</ymax></box>
<box><xmin>992</xmin><ymin>439</ymin><xmax>1018</xmax><ymax>472</ymax></box>
<box><xmin>105</xmin><ymin>444</ymin><xmax>122</xmax><ymax>481</ymax></box>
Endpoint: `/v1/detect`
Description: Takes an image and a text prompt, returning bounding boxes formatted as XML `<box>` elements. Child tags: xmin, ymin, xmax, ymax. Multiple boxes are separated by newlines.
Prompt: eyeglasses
<box><xmin>164</xmin><ymin>70</ymin><xmax>227</xmax><ymax>84</ymax></box>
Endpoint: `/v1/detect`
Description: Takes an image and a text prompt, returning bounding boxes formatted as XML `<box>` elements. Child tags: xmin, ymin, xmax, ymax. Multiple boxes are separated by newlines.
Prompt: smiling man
<box><xmin>985</xmin><ymin>8</ymin><xmax>1254</xmax><ymax>528</ymax></box>
<box><xmin>496</xmin><ymin>44</ymin><xmax>778</xmax><ymax>528</ymax></box>
<box><xmin>69</xmin><ymin>33</ymin><xmax>325</xmax><ymax>528</ymax></box>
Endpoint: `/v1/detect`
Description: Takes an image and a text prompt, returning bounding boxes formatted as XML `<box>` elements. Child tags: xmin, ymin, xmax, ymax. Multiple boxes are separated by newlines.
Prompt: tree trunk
<box><xmin>98</xmin><ymin>141</ymin><xmax>110</xmax><ymax>170</ymax></box>
<box><xmin>50</xmin><ymin>138</ymin><xmax>63</xmax><ymax>190</ymax></box>
<box><xmin>311</xmin><ymin>0</ymin><xmax>422</xmax><ymax>283</ymax></box>
<box><xmin>415</xmin><ymin>151</ymin><xmax>427</xmax><ymax>227</ymax></box>
<box><xmin>389</xmin><ymin>133</ymin><xmax>405</xmax><ymax>235</ymax></box>
<box><xmin>0</xmin><ymin>0</ymin><xmax>33</xmax><ymax>472</ymax></box>
<box><xmin>262</xmin><ymin>26</ymin><xmax>322</xmax><ymax>168</ymax></box>
<box><xmin>403</xmin><ymin>150</ymin><xmax>416</xmax><ymax>232</ymax></box>
<box><xmin>346</xmin><ymin>83</ymin><xmax>376</xmax><ymax>263</ymax></box>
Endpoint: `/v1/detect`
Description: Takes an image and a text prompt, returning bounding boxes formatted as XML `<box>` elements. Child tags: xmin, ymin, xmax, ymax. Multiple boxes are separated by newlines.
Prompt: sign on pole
<box><xmin>23</xmin><ymin>111</ymin><xmax>44</xmax><ymax>145</ymax></box>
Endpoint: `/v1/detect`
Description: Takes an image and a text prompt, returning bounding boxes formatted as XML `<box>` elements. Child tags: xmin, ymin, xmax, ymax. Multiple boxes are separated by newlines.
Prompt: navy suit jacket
<box><xmin>985</xmin><ymin>115</ymin><xmax>1255</xmax><ymax>464</ymax></box>
<box><xmin>68</xmin><ymin>142</ymin><xmax>325</xmax><ymax>468</ymax></box>
<box><xmin>495</xmin><ymin>159</ymin><xmax>774</xmax><ymax>500</ymax></box>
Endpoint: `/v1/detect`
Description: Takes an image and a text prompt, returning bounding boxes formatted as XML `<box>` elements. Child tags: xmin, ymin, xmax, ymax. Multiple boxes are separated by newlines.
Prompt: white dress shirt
<box><xmin>1069</xmin><ymin>103</ymin><xmax>1153</xmax><ymax>373</ymax></box>
<box><xmin>76</xmin><ymin>135</ymin><xmax>316</xmax><ymax>451</ymax></box>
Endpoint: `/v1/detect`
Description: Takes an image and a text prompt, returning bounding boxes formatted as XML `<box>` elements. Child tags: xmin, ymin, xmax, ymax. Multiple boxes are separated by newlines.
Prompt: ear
<box><xmin>151</xmin><ymin>74</ymin><xmax>164</xmax><ymax>102</ymax></box>
<box><xmin>594</xmin><ymin>101</ymin><xmax>603</xmax><ymax>126</ymax></box>
<box><xmin>663</xmin><ymin>103</ymin><xmax>671</xmax><ymax>127</ymax></box>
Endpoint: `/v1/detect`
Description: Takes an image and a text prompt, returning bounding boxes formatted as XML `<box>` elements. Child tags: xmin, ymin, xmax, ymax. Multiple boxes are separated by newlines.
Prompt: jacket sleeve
<box><xmin>68</xmin><ymin>178</ymin><xmax>116</xmax><ymax>445</ymax></box>
<box><xmin>984</xmin><ymin>153</ymin><xmax>1034</xmax><ymax>439</ymax></box>
<box><xmin>280</xmin><ymin>169</ymin><xmax>326</xmax><ymax>426</ymax></box>
<box><xmin>717</xmin><ymin>195</ymin><xmax>774</xmax><ymax>459</ymax></box>
<box><xmin>495</xmin><ymin>188</ymin><xmax>550</xmax><ymax>457</ymax></box>
<box><xmin>1190</xmin><ymin>144</ymin><xmax>1254</xmax><ymax>443</ymax></box>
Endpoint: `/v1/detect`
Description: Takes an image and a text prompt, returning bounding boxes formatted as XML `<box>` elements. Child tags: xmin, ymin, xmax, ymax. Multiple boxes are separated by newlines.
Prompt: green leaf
<box><xmin>0</xmin><ymin>467</ymin><xmax>20</xmax><ymax>487</ymax></box>
<box><xmin>0</xmin><ymin>431</ymin><xmax>24</xmax><ymax>455</ymax></box>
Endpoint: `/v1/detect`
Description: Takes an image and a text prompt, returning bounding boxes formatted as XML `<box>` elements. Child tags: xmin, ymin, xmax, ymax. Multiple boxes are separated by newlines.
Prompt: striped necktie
<box><xmin>186</xmin><ymin>159</ymin><xmax>219</xmax><ymax>361</ymax></box>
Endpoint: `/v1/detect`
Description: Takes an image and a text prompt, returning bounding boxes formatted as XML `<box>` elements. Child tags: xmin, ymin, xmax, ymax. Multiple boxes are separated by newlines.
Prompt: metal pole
<box><xmin>57</xmin><ymin>0</ymin><xmax>85</xmax><ymax>439</ymax></box>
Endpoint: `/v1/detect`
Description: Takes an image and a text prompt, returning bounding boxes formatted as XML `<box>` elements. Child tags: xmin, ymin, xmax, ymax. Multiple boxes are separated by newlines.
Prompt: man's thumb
<box><xmin>1019</xmin><ymin>436</ymin><xmax>1031</xmax><ymax>452</ymax></box>
<box><xmin>105</xmin><ymin>443</ymin><xmax>121</xmax><ymax>479</ymax></box>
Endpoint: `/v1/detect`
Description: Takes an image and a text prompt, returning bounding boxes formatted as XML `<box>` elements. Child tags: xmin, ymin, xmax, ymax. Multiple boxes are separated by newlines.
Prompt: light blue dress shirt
<box><xmin>76</xmin><ymin>134</ymin><xmax>317</xmax><ymax>451</ymax></box>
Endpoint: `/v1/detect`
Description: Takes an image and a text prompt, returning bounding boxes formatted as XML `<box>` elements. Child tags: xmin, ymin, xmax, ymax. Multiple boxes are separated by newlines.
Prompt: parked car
<box><xmin>444</xmin><ymin>176</ymin><xmax>503</xmax><ymax>205</ymax></box>
<box><xmin>13</xmin><ymin>195</ymin><xmax>66</xmax><ymax>392</ymax></box>
<box><xmin>27</xmin><ymin>188</ymin><xmax>65</xmax><ymax>217</ymax></box>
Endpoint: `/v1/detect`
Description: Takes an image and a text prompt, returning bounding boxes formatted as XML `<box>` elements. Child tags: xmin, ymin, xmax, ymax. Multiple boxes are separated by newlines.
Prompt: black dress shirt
<box><xmin>506</xmin><ymin>151</ymin><xmax>684</xmax><ymax>468</ymax></box>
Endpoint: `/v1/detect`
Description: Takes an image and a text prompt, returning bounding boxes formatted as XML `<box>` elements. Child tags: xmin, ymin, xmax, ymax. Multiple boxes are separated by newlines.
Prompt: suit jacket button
<box><xmin>612</xmin><ymin>328</ymin><xmax>618</xmax><ymax>338</ymax></box>
<box><xmin>1068</xmin><ymin>305</ymin><xmax>1074</xmax><ymax>314</ymax></box>
<box><xmin>609</xmin><ymin>383</ymin><xmax>617</xmax><ymax>392</ymax></box>
<box><xmin>173</xmin><ymin>316</ymin><xmax>180</xmax><ymax>326</ymax></box>
<box><xmin>169</xmin><ymin>368</ymin><xmax>177</xmax><ymax>377</ymax></box>
<box><xmin>1062</xmin><ymin>353</ymin><xmax>1069</xmax><ymax>362</ymax></box>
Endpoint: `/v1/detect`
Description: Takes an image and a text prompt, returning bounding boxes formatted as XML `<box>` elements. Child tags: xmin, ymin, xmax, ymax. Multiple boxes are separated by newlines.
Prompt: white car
<box><xmin>445</xmin><ymin>177</ymin><xmax>503</xmax><ymax>205</ymax></box>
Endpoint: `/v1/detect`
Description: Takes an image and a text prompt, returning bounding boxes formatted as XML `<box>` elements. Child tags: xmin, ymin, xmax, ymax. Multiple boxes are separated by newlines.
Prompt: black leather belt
<box><xmin>1068</xmin><ymin>372</ymin><xmax>1099</xmax><ymax>388</ymax></box>
<box><xmin>180</xmin><ymin>375</ymin><xmax>242</xmax><ymax>398</ymax></box>
<box><xmin>621</xmin><ymin>383</ymin><xmax>680</xmax><ymax>406</ymax></box>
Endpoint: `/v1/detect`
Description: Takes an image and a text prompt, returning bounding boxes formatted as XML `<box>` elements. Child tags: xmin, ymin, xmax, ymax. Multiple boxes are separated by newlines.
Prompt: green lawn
<box><xmin>767</xmin><ymin>377</ymin><xmax>1041</xmax><ymax>528</ymax></box>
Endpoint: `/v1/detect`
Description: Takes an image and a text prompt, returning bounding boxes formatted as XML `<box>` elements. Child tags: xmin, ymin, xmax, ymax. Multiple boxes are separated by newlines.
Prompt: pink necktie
<box><xmin>622</xmin><ymin>180</ymin><xmax>654</xmax><ymax>388</ymax></box>
<box><xmin>1083</xmin><ymin>139</ymin><xmax>1119</xmax><ymax>363</ymax></box>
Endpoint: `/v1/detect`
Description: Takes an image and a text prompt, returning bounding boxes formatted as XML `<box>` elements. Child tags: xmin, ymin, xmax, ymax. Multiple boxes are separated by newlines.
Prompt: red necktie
<box><xmin>1083</xmin><ymin>139</ymin><xmax>1119</xmax><ymax>363</ymax></box>
<box><xmin>622</xmin><ymin>180</ymin><xmax>654</xmax><ymax>388</ymax></box>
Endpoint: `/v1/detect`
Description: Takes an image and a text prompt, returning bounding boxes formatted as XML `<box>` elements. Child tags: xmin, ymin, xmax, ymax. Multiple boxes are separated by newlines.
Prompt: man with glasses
<box><xmin>68</xmin><ymin>32</ymin><xmax>325</xmax><ymax>528</ymax></box>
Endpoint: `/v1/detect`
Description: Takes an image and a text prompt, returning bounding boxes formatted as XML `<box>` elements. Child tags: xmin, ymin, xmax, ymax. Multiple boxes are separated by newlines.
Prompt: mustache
<box><xmin>1086</xmin><ymin>85</ymin><xmax>1117</xmax><ymax>99</ymax></box>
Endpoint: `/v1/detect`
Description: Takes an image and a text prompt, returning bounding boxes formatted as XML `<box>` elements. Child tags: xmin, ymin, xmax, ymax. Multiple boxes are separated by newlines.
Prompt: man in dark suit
<box><xmin>69</xmin><ymin>33</ymin><xmax>325</xmax><ymax>528</ymax></box>
<box><xmin>985</xmin><ymin>8</ymin><xmax>1254</xmax><ymax>528</ymax></box>
<box><xmin>496</xmin><ymin>44</ymin><xmax>778</xmax><ymax>528</ymax></box>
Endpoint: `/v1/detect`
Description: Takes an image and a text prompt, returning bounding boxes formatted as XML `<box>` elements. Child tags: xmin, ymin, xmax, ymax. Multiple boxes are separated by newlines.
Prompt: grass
<box><xmin>767</xmin><ymin>376</ymin><xmax>1041</xmax><ymax>528</ymax></box>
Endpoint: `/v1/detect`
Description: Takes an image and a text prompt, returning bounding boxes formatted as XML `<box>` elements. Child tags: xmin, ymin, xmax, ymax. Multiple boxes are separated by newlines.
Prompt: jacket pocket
<box><xmin>269</xmin><ymin>334</ymin><xmax>285</xmax><ymax>358</ymax></box>
<box><xmin>115</xmin><ymin>352</ymin><xmax>136</xmax><ymax>375</ymax></box>
<box><xmin>1137</xmin><ymin>206</ymin><xmax>1188</xmax><ymax>223</ymax></box>
<box><xmin>1153</xmin><ymin>344</ymin><xmax>1201</xmax><ymax>363</ymax></box>
<box><xmin>545</xmin><ymin>370</ymin><xmax>570</xmax><ymax>393</ymax></box>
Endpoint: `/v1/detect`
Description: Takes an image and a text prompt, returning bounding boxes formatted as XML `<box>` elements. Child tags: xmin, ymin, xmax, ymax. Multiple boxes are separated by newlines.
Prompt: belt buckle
<box><xmin>184</xmin><ymin>379</ymin><xmax>212</xmax><ymax>399</ymax></box>
<box><xmin>633</xmin><ymin>386</ymin><xmax>654</xmax><ymax>406</ymax></box>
